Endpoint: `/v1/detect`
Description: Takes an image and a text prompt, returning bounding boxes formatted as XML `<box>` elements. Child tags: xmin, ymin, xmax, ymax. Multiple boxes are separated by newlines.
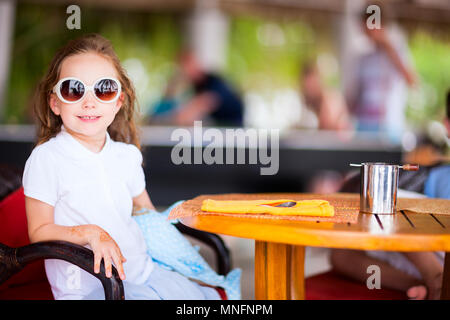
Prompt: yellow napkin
<box><xmin>201</xmin><ymin>199</ymin><xmax>334</xmax><ymax>217</ymax></box>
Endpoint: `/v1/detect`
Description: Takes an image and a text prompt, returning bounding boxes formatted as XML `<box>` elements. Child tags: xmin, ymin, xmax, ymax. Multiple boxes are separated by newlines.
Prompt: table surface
<box><xmin>177</xmin><ymin>193</ymin><xmax>450</xmax><ymax>252</ymax></box>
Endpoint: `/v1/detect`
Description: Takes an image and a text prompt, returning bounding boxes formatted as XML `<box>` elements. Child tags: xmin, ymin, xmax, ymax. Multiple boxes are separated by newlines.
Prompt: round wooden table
<box><xmin>175</xmin><ymin>193</ymin><xmax>450</xmax><ymax>300</ymax></box>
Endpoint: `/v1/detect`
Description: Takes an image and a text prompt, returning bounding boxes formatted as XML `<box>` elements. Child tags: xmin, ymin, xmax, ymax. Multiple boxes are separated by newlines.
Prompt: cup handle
<box><xmin>400</xmin><ymin>164</ymin><xmax>419</xmax><ymax>171</ymax></box>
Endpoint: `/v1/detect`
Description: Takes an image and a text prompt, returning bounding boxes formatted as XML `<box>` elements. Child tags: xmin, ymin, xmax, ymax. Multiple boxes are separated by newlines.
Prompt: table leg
<box><xmin>254</xmin><ymin>241</ymin><xmax>305</xmax><ymax>300</ymax></box>
<box><xmin>441</xmin><ymin>252</ymin><xmax>450</xmax><ymax>300</ymax></box>
<box><xmin>291</xmin><ymin>245</ymin><xmax>305</xmax><ymax>300</ymax></box>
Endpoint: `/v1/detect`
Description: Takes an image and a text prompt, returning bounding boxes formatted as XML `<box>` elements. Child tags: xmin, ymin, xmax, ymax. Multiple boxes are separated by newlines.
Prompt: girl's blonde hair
<box><xmin>33</xmin><ymin>33</ymin><xmax>140</xmax><ymax>149</ymax></box>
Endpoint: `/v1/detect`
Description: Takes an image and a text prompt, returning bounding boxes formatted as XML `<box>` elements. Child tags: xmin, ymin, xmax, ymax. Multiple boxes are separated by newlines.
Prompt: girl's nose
<box><xmin>82</xmin><ymin>90</ymin><xmax>97</xmax><ymax>109</ymax></box>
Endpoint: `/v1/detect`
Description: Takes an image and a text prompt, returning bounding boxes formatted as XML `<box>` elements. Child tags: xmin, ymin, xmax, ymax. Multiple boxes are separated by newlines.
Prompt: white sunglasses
<box><xmin>52</xmin><ymin>77</ymin><xmax>122</xmax><ymax>104</ymax></box>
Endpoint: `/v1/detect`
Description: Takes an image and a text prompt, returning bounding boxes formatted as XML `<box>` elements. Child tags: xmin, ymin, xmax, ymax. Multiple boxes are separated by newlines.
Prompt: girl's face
<box><xmin>50</xmin><ymin>52</ymin><xmax>124</xmax><ymax>141</ymax></box>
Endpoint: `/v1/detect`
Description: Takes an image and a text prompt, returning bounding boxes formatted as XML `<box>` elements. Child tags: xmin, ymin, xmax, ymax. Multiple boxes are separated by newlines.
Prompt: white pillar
<box><xmin>0</xmin><ymin>0</ymin><xmax>16</xmax><ymax>122</ymax></box>
<box><xmin>185</xmin><ymin>0</ymin><xmax>229</xmax><ymax>72</ymax></box>
<box><xmin>337</xmin><ymin>0</ymin><xmax>368</xmax><ymax>101</ymax></box>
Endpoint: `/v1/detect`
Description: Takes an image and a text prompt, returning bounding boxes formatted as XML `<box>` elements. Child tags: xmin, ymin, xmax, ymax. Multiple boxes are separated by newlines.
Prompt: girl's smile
<box><xmin>77</xmin><ymin>115</ymin><xmax>101</xmax><ymax>122</ymax></box>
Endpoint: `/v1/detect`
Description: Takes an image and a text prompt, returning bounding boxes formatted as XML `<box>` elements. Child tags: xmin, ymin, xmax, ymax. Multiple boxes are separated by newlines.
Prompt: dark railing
<box><xmin>0</xmin><ymin>240</ymin><xmax>124</xmax><ymax>300</ymax></box>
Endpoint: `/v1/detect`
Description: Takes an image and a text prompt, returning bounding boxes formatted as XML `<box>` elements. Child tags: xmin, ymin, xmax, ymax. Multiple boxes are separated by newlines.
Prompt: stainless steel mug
<box><xmin>360</xmin><ymin>162</ymin><xmax>400</xmax><ymax>215</ymax></box>
<box><xmin>349</xmin><ymin>162</ymin><xmax>419</xmax><ymax>214</ymax></box>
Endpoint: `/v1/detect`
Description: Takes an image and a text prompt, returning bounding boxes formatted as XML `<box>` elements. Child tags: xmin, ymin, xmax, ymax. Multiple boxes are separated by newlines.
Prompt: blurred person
<box><xmin>349</xmin><ymin>4</ymin><xmax>417</xmax><ymax>141</ymax></box>
<box><xmin>150</xmin><ymin>50</ymin><xmax>243</xmax><ymax>127</ymax></box>
<box><xmin>301</xmin><ymin>62</ymin><xmax>352</xmax><ymax>194</ymax></box>
<box><xmin>148</xmin><ymin>72</ymin><xmax>186</xmax><ymax>125</ymax></box>
<box><xmin>423</xmin><ymin>89</ymin><xmax>450</xmax><ymax>199</ymax></box>
<box><xmin>152</xmin><ymin>72</ymin><xmax>183</xmax><ymax>117</ymax></box>
<box><xmin>403</xmin><ymin>138</ymin><xmax>447</xmax><ymax>167</ymax></box>
<box><xmin>330</xmin><ymin>90</ymin><xmax>450</xmax><ymax>300</ymax></box>
<box><xmin>301</xmin><ymin>62</ymin><xmax>353</xmax><ymax>131</ymax></box>
<box><xmin>403</xmin><ymin>92</ymin><xmax>450</xmax><ymax>167</ymax></box>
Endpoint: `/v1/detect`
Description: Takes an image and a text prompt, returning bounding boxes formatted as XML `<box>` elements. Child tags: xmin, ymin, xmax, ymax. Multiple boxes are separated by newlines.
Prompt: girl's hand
<box><xmin>87</xmin><ymin>225</ymin><xmax>127</xmax><ymax>281</ymax></box>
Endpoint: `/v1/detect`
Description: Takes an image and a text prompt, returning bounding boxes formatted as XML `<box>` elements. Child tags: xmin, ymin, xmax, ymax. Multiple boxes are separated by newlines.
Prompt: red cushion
<box><xmin>305</xmin><ymin>271</ymin><xmax>407</xmax><ymax>300</ymax></box>
<box><xmin>0</xmin><ymin>187</ymin><xmax>49</xmax><ymax>293</ymax></box>
<box><xmin>0</xmin><ymin>187</ymin><xmax>30</xmax><ymax>247</ymax></box>
<box><xmin>0</xmin><ymin>281</ymin><xmax>53</xmax><ymax>300</ymax></box>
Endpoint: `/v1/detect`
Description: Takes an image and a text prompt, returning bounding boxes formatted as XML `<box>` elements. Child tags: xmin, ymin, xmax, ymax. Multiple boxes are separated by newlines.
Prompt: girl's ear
<box><xmin>49</xmin><ymin>93</ymin><xmax>61</xmax><ymax>116</ymax></box>
<box><xmin>114</xmin><ymin>92</ymin><xmax>124</xmax><ymax>115</ymax></box>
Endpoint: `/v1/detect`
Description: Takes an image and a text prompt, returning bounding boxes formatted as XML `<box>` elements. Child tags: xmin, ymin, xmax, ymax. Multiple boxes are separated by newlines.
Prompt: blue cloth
<box><xmin>424</xmin><ymin>165</ymin><xmax>450</xmax><ymax>199</ymax></box>
<box><xmin>133</xmin><ymin>201</ymin><xmax>242</xmax><ymax>300</ymax></box>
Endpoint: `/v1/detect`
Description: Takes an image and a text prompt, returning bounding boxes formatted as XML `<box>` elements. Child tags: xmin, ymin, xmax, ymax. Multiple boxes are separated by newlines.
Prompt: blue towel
<box><xmin>133</xmin><ymin>201</ymin><xmax>242</xmax><ymax>300</ymax></box>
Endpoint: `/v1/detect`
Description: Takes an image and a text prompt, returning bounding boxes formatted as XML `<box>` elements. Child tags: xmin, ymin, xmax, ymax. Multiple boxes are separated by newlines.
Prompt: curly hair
<box><xmin>32</xmin><ymin>33</ymin><xmax>141</xmax><ymax>149</ymax></box>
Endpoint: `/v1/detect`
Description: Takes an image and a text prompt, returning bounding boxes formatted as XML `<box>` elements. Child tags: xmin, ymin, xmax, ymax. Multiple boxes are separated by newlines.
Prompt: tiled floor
<box><xmin>187</xmin><ymin>235</ymin><xmax>332</xmax><ymax>300</ymax></box>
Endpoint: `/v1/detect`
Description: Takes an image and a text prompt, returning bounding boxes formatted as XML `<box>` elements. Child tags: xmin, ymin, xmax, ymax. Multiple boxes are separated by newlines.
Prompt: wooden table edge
<box><xmin>179</xmin><ymin>215</ymin><xmax>450</xmax><ymax>252</ymax></box>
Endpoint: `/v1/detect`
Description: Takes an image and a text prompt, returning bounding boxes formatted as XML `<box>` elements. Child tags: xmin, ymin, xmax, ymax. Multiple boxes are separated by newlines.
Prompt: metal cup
<box><xmin>359</xmin><ymin>162</ymin><xmax>399</xmax><ymax>215</ymax></box>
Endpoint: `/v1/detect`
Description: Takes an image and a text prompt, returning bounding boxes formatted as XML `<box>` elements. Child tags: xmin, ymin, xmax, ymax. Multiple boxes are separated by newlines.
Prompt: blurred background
<box><xmin>0</xmin><ymin>0</ymin><xmax>449</xmax><ymax>299</ymax></box>
<box><xmin>1</xmin><ymin>0</ymin><xmax>449</xmax><ymax>202</ymax></box>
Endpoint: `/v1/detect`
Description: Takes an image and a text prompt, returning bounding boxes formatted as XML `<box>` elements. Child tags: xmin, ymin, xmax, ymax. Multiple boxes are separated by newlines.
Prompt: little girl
<box><xmin>23</xmin><ymin>33</ymin><xmax>220</xmax><ymax>300</ymax></box>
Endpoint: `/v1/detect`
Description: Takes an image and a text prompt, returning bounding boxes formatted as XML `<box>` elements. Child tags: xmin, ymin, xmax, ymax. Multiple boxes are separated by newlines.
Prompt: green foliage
<box><xmin>225</xmin><ymin>15</ymin><xmax>320</xmax><ymax>91</ymax></box>
<box><xmin>5</xmin><ymin>3</ymin><xmax>181</xmax><ymax>123</ymax></box>
<box><xmin>407</xmin><ymin>31</ymin><xmax>450</xmax><ymax>127</ymax></box>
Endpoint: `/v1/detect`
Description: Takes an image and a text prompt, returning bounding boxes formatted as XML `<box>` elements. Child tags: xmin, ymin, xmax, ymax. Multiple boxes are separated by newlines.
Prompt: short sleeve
<box><xmin>22</xmin><ymin>145</ymin><xmax>59</xmax><ymax>206</ymax></box>
<box><xmin>128</xmin><ymin>145</ymin><xmax>146</xmax><ymax>198</ymax></box>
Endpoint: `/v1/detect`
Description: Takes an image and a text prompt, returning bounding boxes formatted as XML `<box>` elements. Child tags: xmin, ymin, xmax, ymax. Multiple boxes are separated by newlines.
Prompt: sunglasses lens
<box><xmin>60</xmin><ymin>79</ymin><xmax>84</xmax><ymax>102</ymax></box>
<box><xmin>94</xmin><ymin>79</ymin><xmax>119</xmax><ymax>102</ymax></box>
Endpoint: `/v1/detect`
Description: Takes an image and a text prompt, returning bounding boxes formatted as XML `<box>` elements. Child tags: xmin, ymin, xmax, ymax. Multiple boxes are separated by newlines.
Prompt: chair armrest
<box><xmin>174</xmin><ymin>222</ymin><xmax>231</xmax><ymax>275</ymax></box>
<box><xmin>0</xmin><ymin>241</ymin><xmax>124</xmax><ymax>300</ymax></box>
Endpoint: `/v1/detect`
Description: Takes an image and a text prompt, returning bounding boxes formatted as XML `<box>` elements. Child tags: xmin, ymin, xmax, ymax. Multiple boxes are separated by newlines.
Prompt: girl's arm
<box><xmin>132</xmin><ymin>189</ymin><xmax>156</xmax><ymax>212</ymax></box>
<box><xmin>26</xmin><ymin>196</ymin><xmax>126</xmax><ymax>280</ymax></box>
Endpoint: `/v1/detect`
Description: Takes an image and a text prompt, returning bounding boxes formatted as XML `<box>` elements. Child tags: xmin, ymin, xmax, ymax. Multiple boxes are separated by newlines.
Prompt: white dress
<box><xmin>23</xmin><ymin>126</ymin><xmax>218</xmax><ymax>300</ymax></box>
